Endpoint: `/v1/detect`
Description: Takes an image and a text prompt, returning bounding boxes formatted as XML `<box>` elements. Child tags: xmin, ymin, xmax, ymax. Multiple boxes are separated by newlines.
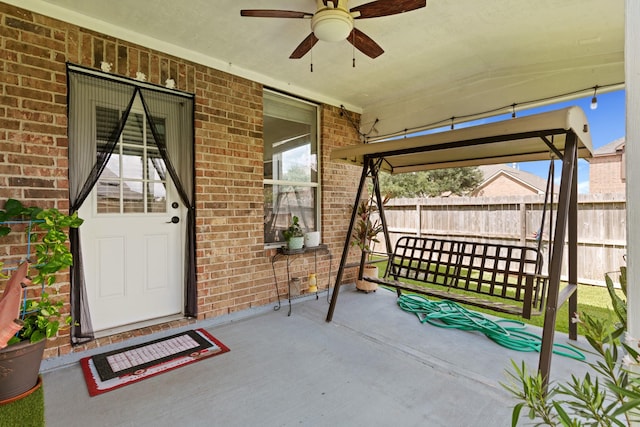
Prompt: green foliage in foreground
<box><xmin>502</xmin><ymin>312</ymin><xmax>640</xmax><ymax>426</ymax></box>
<box><xmin>605</xmin><ymin>266</ymin><xmax>627</xmax><ymax>337</ymax></box>
<box><xmin>503</xmin><ymin>267</ymin><xmax>640</xmax><ymax>426</ymax></box>
<box><xmin>1</xmin><ymin>199</ymin><xmax>82</xmax><ymax>346</ymax></box>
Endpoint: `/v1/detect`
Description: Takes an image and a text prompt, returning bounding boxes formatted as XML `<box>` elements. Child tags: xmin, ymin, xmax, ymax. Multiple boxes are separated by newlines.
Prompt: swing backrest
<box><xmin>386</xmin><ymin>236</ymin><xmax>547</xmax><ymax>314</ymax></box>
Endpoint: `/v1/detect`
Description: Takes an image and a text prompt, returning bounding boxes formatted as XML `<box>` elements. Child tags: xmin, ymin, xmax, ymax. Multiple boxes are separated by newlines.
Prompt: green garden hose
<box><xmin>397</xmin><ymin>294</ymin><xmax>585</xmax><ymax>361</ymax></box>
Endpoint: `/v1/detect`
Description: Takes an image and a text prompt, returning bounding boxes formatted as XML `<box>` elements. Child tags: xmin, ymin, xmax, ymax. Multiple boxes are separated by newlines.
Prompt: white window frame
<box><xmin>263</xmin><ymin>89</ymin><xmax>321</xmax><ymax>248</ymax></box>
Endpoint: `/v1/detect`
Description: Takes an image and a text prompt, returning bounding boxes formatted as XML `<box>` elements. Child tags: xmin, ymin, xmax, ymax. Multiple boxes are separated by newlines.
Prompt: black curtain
<box><xmin>67</xmin><ymin>64</ymin><xmax>196</xmax><ymax>344</ymax></box>
<box><xmin>139</xmin><ymin>88</ymin><xmax>196</xmax><ymax>316</ymax></box>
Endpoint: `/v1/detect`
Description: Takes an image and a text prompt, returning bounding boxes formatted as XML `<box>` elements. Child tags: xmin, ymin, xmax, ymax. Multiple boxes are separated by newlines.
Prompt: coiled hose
<box><xmin>397</xmin><ymin>294</ymin><xmax>584</xmax><ymax>360</ymax></box>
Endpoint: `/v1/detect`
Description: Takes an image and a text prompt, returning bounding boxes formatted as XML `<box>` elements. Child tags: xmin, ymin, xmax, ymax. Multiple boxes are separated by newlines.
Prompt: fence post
<box><xmin>520</xmin><ymin>202</ymin><xmax>527</xmax><ymax>245</ymax></box>
<box><xmin>417</xmin><ymin>201</ymin><xmax>422</xmax><ymax>237</ymax></box>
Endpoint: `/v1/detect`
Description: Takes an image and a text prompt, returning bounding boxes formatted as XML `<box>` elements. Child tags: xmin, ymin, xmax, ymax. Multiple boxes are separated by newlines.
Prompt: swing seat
<box><xmin>364</xmin><ymin>236</ymin><xmax>559</xmax><ymax>320</ymax></box>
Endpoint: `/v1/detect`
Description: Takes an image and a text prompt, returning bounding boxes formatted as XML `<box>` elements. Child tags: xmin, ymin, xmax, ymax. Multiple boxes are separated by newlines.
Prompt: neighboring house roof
<box><xmin>475</xmin><ymin>164</ymin><xmax>551</xmax><ymax>195</ymax></box>
<box><xmin>96</xmin><ymin>167</ymin><xmax>144</xmax><ymax>201</ymax></box>
<box><xmin>593</xmin><ymin>137</ymin><xmax>625</xmax><ymax>156</ymax></box>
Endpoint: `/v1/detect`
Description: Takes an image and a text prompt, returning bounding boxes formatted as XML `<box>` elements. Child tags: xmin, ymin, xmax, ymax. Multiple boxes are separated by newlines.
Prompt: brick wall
<box><xmin>0</xmin><ymin>3</ymin><xmax>362</xmax><ymax>358</ymax></box>
<box><xmin>321</xmin><ymin>106</ymin><xmax>364</xmax><ymax>284</ymax></box>
<box><xmin>590</xmin><ymin>154</ymin><xmax>626</xmax><ymax>194</ymax></box>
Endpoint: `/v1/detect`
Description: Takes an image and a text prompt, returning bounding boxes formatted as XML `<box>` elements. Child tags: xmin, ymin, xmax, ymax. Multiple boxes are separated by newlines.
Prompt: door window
<box><xmin>95</xmin><ymin>104</ymin><xmax>167</xmax><ymax>214</ymax></box>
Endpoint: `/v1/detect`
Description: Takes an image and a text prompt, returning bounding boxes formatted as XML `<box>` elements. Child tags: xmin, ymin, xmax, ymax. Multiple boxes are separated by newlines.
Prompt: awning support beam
<box><xmin>538</xmin><ymin>132</ymin><xmax>579</xmax><ymax>388</ymax></box>
<box><xmin>326</xmin><ymin>157</ymin><xmax>370</xmax><ymax>322</ymax></box>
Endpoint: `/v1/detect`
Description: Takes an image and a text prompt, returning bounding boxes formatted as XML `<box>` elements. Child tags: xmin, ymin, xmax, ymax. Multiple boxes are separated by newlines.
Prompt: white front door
<box><xmin>80</xmin><ymin>101</ymin><xmax>185</xmax><ymax>334</ymax></box>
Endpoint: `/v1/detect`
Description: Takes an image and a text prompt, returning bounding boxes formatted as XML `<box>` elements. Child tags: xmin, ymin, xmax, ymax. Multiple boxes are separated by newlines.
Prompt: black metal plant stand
<box><xmin>271</xmin><ymin>244</ymin><xmax>332</xmax><ymax>316</ymax></box>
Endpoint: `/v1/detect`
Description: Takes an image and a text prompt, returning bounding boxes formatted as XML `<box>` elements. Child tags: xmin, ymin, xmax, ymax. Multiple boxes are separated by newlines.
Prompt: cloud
<box><xmin>578</xmin><ymin>180</ymin><xmax>590</xmax><ymax>194</ymax></box>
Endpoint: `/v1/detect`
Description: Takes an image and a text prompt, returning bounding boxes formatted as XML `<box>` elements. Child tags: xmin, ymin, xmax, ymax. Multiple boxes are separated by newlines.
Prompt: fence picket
<box><xmin>378</xmin><ymin>193</ymin><xmax>626</xmax><ymax>286</ymax></box>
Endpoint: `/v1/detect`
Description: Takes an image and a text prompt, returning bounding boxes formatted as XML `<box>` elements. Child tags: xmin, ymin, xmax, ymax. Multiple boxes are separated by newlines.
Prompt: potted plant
<box><xmin>351</xmin><ymin>193</ymin><xmax>391</xmax><ymax>292</ymax></box>
<box><xmin>0</xmin><ymin>199</ymin><xmax>83</xmax><ymax>402</ymax></box>
<box><xmin>283</xmin><ymin>215</ymin><xmax>305</xmax><ymax>251</ymax></box>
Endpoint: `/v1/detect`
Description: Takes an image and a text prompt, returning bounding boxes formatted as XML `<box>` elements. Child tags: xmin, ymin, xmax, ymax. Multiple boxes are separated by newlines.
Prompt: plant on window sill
<box><xmin>283</xmin><ymin>215</ymin><xmax>304</xmax><ymax>241</ymax></box>
<box><xmin>282</xmin><ymin>215</ymin><xmax>305</xmax><ymax>250</ymax></box>
<box><xmin>502</xmin><ymin>266</ymin><xmax>640</xmax><ymax>426</ymax></box>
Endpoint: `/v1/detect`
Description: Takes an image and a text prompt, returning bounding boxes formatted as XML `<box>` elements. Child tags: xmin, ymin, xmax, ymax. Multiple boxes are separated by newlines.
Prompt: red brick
<box><xmin>6</xmin><ymin>85</ymin><xmax>53</xmax><ymax>102</ymax></box>
<box><xmin>4</xmin><ymin>17</ymin><xmax>49</xmax><ymax>37</ymax></box>
<box><xmin>0</xmin><ymin>2</ymin><xmax>361</xmax><ymax>362</ymax></box>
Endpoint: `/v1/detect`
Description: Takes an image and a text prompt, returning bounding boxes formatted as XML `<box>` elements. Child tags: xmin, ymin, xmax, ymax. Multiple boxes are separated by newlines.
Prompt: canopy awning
<box><xmin>331</xmin><ymin>106</ymin><xmax>593</xmax><ymax>174</ymax></box>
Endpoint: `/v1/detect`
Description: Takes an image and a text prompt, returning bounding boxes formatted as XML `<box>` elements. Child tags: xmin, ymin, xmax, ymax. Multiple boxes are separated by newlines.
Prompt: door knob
<box><xmin>166</xmin><ymin>216</ymin><xmax>180</xmax><ymax>224</ymax></box>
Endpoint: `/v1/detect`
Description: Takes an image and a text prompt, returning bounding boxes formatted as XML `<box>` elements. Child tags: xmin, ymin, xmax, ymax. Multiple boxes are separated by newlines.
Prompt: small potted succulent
<box><xmin>0</xmin><ymin>199</ymin><xmax>83</xmax><ymax>402</ymax></box>
<box><xmin>283</xmin><ymin>215</ymin><xmax>305</xmax><ymax>251</ymax></box>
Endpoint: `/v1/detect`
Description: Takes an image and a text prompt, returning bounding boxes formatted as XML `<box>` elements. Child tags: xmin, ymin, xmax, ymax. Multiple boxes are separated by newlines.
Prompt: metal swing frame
<box><xmin>326</xmin><ymin>107</ymin><xmax>589</xmax><ymax>387</ymax></box>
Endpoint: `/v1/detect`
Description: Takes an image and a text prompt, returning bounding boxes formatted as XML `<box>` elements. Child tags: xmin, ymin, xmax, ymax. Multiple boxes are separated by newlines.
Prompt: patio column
<box><xmin>626</xmin><ymin>0</ymin><xmax>640</xmax><ymax>341</ymax></box>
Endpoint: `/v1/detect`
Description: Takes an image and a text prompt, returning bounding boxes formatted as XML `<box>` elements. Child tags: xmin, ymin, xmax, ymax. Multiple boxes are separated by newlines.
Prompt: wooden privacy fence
<box><xmin>374</xmin><ymin>193</ymin><xmax>627</xmax><ymax>286</ymax></box>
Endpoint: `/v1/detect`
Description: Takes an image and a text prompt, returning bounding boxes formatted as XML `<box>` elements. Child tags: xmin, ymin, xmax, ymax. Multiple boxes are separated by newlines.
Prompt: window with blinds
<box><xmin>96</xmin><ymin>105</ymin><xmax>168</xmax><ymax>214</ymax></box>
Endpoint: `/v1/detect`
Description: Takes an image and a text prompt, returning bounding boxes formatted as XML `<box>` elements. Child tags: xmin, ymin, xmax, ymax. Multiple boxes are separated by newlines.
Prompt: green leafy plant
<box><xmin>10</xmin><ymin>292</ymin><xmax>68</xmax><ymax>344</ymax></box>
<box><xmin>351</xmin><ymin>193</ymin><xmax>391</xmax><ymax>259</ymax></box>
<box><xmin>502</xmin><ymin>265</ymin><xmax>640</xmax><ymax>426</ymax></box>
<box><xmin>283</xmin><ymin>215</ymin><xmax>304</xmax><ymax>240</ymax></box>
<box><xmin>605</xmin><ymin>266</ymin><xmax>627</xmax><ymax>338</ymax></box>
<box><xmin>1</xmin><ymin>199</ymin><xmax>83</xmax><ymax>345</ymax></box>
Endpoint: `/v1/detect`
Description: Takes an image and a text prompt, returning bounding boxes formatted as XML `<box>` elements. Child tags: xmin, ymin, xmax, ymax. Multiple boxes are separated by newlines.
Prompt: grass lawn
<box><xmin>453</xmin><ymin>283</ymin><xmax>620</xmax><ymax>335</ymax></box>
<box><xmin>0</xmin><ymin>379</ymin><xmax>44</xmax><ymax>427</ymax></box>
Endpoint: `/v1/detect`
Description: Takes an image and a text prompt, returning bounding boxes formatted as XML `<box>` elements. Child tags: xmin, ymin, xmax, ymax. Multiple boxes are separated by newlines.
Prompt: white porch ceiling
<box><xmin>17</xmin><ymin>0</ymin><xmax>625</xmax><ymax>139</ymax></box>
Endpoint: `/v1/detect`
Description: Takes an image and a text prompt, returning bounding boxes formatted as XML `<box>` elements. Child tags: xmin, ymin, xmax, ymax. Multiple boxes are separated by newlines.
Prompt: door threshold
<box><xmin>93</xmin><ymin>314</ymin><xmax>186</xmax><ymax>339</ymax></box>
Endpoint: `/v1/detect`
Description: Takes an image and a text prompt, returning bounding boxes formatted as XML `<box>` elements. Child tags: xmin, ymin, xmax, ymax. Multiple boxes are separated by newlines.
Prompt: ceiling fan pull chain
<box><xmin>352</xmin><ymin>31</ymin><xmax>356</xmax><ymax>68</ymax></box>
<box><xmin>310</xmin><ymin>47</ymin><xmax>314</xmax><ymax>72</ymax></box>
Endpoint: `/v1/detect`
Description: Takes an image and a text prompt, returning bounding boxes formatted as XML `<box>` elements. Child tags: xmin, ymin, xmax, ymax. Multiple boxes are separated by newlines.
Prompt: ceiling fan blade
<box><xmin>240</xmin><ymin>10</ymin><xmax>313</xmax><ymax>19</ymax></box>
<box><xmin>347</xmin><ymin>28</ymin><xmax>384</xmax><ymax>59</ymax></box>
<box><xmin>289</xmin><ymin>33</ymin><xmax>319</xmax><ymax>59</ymax></box>
<box><xmin>351</xmin><ymin>0</ymin><xmax>426</xmax><ymax>19</ymax></box>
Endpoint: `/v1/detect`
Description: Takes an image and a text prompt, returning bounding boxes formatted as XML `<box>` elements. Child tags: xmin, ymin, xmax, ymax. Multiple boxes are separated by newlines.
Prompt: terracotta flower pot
<box><xmin>356</xmin><ymin>265</ymin><xmax>378</xmax><ymax>292</ymax></box>
<box><xmin>0</xmin><ymin>339</ymin><xmax>46</xmax><ymax>402</ymax></box>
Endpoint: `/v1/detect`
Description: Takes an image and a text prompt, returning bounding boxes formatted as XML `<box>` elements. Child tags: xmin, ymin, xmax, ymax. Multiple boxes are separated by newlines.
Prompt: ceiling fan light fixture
<box><xmin>312</xmin><ymin>10</ymin><xmax>354</xmax><ymax>42</ymax></box>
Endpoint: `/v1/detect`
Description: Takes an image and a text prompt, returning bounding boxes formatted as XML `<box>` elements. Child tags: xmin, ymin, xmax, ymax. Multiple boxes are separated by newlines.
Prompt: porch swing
<box><xmin>326</xmin><ymin>106</ymin><xmax>593</xmax><ymax>384</ymax></box>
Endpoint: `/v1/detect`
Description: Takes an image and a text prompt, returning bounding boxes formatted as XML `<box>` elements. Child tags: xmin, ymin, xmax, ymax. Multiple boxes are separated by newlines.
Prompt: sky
<box><xmin>503</xmin><ymin>90</ymin><xmax>626</xmax><ymax>193</ymax></box>
<box><xmin>402</xmin><ymin>89</ymin><xmax>626</xmax><ymax>193</ymax></box>
<box><xmin>470</xmin><ymin>90</ymin><xmax>625</xmax><ymax>193</ymax></box>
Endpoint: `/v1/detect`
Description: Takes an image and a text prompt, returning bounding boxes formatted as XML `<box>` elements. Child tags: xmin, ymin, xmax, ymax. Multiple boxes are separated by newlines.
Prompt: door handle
<box><xmin>166</xmin><ymin>216</ymin><xmax>180</xmax><ymax>224</ymax></box>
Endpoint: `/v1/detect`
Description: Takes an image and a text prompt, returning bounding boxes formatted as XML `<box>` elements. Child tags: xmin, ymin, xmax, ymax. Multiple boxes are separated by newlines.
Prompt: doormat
<box><xmin>80</xmin><ymin>328</ymin><xmax>229</xmax><ymax>396</ymax></box>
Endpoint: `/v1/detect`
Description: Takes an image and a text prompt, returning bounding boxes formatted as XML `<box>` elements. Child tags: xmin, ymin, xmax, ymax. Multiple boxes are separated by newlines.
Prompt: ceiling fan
<box><xmin>241</xmin><ymin>0</ymin><xmax>426</xmax><ymax>60</ymax></box>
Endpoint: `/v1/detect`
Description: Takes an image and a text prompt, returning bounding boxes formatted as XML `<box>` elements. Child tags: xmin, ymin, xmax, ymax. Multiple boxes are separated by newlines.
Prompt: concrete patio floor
<box><xmin>41</xmin><ymin>285</ymin><xmax>591</xmax><ymax>427</ymax></box>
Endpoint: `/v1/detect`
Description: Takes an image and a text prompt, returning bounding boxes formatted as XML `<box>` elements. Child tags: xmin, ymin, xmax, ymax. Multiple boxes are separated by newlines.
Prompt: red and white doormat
<box><xmin>80</xmin><ymin>328</ymin><xmax>229</xmax><ymax>396</ymax></box>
